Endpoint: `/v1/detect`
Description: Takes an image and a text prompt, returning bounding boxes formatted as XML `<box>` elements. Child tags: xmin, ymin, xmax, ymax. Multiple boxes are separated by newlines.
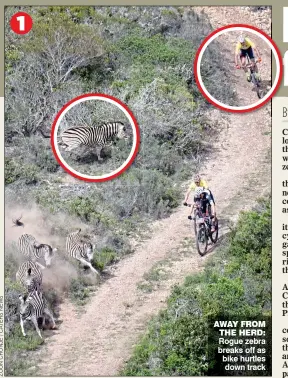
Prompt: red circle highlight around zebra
<box><xmin>51</xmin><ymin>93</ymin><xmax>140</xmax><ymax>182</ymax></box>
<box><xmin>194</xmin><ymin>24</ymin><xmax>283</xmax><ymax>113</ymax></box>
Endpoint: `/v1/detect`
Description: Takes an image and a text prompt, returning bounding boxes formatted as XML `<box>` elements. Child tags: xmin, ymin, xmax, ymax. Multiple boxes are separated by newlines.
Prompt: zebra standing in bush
<box><xmin>18</xmin><ymin>234</ymin><xmax>57</xmax><ymax>269</ymax></box>
<box><xmin>59</xmin><ymin>121</ymin><xmax>129</xmax><ymax>161</ymax></box>
<box><xmin>16</xmin><ymin>261</ymin><xmax>43</xmax><ymax>293</ymax></box>
<box><xmin>66</xmin><ymin>229</ymin><xmax>99</xmax><ymax>275</ymax></box>
<box><xmin>19</xmin><ymin>290</ymin><xmax>56</xmax><ymax>339</ymax></box>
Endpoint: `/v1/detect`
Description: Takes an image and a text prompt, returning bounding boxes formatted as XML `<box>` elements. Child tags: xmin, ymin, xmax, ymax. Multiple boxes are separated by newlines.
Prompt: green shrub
<box><xmin>229</xmin><ymin>199</ymin><xmax>271</xmax><ymax>258</ymax></box>
<box><xmin>92</xmin><ymin>247</ymin><xmax>117</xmax><ymax>272</ymax></box>
<box><xmin>69</xmin><ymin>274</ymin><xmax>96</xmax><ymax>305</ymax></box>
<box><xmin>5</xmin><ymin>158</ymin><xmax>21</xmax><ymax>185</ymax></box>
<box><xmin>5</xmin><ymin>326</ymin><xmax>43</xmax><ymax>376</ymax></box>
<box><xmin>116</xmin><ymin>33</ymin><xmax>193</xmax><ymax>66</ymax></box>
<box><xmin>5</xmin><ymin>158</ymin><xmax>40</xmax><ymax>185</ymax></box>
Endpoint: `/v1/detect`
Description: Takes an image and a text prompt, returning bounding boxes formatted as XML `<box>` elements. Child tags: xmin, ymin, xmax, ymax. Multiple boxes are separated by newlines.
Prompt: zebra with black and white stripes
<box><xmin>59</xmin><ymin>121</ymin><xmax>129</xmax><ymax>161</ymax></box>
<box><xmin>66</xmin><ymin>229</ymin><xmax>99</xmax><ymax>275</ymax></box>
<box><xmin>19</xmin><ymin>290</ymin><xmax>56</xmax><ymax>339</ymax></box>
<box><xmin>18</xmin><ymin>234</ymin><xmax>57</xmax><ymax>268</ymax></box>
<box><xmin>16</xmin><ymin>261</ymin><xmax>43</xmax><ymax>293</ymax></box>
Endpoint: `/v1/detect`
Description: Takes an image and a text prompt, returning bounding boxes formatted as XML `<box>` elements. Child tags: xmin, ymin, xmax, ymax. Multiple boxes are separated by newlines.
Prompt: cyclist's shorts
<box><xmin>240</xmin><ymin>46</ymin><xmax>254</xmax><ymax>59</ymax></box>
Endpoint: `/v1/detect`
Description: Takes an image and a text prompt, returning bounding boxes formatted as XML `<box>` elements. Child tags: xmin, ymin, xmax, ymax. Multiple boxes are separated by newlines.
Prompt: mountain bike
<box><xmin>184</xmin><ymin>202</ymin><xmax>219</xmax><ymax>256</ymax></box>
<box><xmin>246</xmin><ymin>57</ymin><xmax>263</xmax><ymax>99</ymax></box>
<box><xmin>237</xmin><ymin>57</ymin><xmax>263</xmax><ymax>99</ymax></box>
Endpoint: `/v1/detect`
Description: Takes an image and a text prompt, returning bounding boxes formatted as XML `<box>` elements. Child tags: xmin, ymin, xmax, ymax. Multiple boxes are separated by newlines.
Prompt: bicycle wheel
<box><xmin>193</xmin><ymin>217</ymin><xmax>197</xmax><ymax>235</ymax></box>
<box><xmin>196</xmin><ymin>224</ymin><xmax>208</xmax><ymax>256</ymax></box>
<box><xmin>210</xmin><ymin>217</ymin><xmax>219</xmax><ymax>243</ymax></box>
<box><xmin>194</xmin><ymin>210</ymin><xmax>200</xmax><ymax>235</ymax></box>
<box><xmin>250</xmin><ymin>72</ymin><xmax>258</xmax><ymax>87</ymax></box>
<box><xmin>257</xmin><ymin>88</ymin><xmax>264</xmax><ymax>99</ymax></box>
<box><xmin>250</xmin><ymin>72</ymin><xmax>263</xmax><ymax>99</ymax></box>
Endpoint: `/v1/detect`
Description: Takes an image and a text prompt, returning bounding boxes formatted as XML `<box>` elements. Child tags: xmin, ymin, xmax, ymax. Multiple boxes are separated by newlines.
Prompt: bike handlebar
<box><xmin>236</xmin><ymin>58</ymin><xmax>261</xmax><ymax>69</ymax></box>
<box><xmin>183</xmin><ymin>202</ymin><xmax>202</xmax><ymax>208</ymax></box>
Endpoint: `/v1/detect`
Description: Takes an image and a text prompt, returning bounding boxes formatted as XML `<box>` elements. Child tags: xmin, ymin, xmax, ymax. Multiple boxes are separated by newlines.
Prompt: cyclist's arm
<box><xmin>254</xmin><ymin>46</ymin><xmax>261</xmax><ymax>59</ymax></box>
<box><xmin>235</xmin><ymin>52</ymin><xmax>242</xmax><ymax>66</ymax></box>
<box><xmin>184</xmin><ymin>188</ymin><xmax>192</xmax><ymax>203</ymax></box>
<box><xmin>235</xmin><ymin>44</ymin><xmax>241</xmax><ymax>65</ymax></box>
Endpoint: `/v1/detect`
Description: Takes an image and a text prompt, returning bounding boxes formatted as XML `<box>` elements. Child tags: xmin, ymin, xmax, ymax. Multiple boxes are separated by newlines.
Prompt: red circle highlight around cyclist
<box><xmin>194</xmin><ymin>24</ymin><xmax>283</xmax><ymax>113</ymax></box>
<box><xmin>51</xmin><ymin>93</ymin><xmax>140</xmax><ymax>182</ymax></box>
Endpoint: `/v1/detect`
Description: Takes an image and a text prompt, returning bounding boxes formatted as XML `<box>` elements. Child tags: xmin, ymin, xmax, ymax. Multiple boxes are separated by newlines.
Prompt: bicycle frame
<box><xmin>245</xmin><ymin>56</ymin><xmax>260</xmax><ymax>72</ymax></box>
<box><xmin>187</xmin><ymin>202</ymin><xmax>211</xmax><ymax>233</ymax></box>
<box><xmin>185</xmin><ymin>201</ymin><xmax>219</xmax><ymax>255</ymax></box>
<box><xmin>244</xmin><ymin>56</ymin><xmax>263</xmax><ymax>98</ymax></box>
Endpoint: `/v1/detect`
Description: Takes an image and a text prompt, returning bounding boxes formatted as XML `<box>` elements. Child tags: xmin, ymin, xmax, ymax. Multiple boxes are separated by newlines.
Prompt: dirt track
<box><xmin>36</xmin><ymin>7</ymin><xmax>271</xmax><ymax>376</ymax></box>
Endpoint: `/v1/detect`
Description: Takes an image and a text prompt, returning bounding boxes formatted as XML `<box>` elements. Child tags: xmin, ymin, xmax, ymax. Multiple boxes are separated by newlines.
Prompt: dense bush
<box><xmin>4</xmin><ymin>5</ymin><xmax>248</xmax><ymax>375</ymax></box>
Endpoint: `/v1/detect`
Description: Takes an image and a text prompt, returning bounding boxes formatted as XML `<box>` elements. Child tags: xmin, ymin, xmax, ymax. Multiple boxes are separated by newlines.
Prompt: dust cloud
<box><xmin>5</xmin><ymin>202</ymin><xmax>94</xmax><ymax>294</ymax></box>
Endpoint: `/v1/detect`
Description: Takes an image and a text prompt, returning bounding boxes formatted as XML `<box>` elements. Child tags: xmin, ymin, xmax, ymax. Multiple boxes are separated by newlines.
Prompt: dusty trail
<box><xmin>37</xmin><ymin>7</ymin><xmax>271</xmax><ymax>376</ymax></box>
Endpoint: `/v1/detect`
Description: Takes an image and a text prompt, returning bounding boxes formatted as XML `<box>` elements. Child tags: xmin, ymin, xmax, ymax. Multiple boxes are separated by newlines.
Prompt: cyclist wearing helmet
<box><xmin>183</xmin><ymin>174</ymin><xmax>215</xmax><ymax>205</ymax></box>
<box><xmin>235</xmin><ymin>34</ymin><xmax>261</xmax><ymax>82</ymax></box>
<box><xmin>189</xmin><ymin>187</ymin><xmax>216</xmax><ymax>232</ymax></box>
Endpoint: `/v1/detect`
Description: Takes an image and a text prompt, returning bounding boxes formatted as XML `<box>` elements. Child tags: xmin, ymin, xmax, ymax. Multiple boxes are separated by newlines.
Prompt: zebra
<box><xmin>66</xmin><ymin>229</ymin><xmax>99</xmax><ymax>275</ymax></box>
<box><xmin>19</xmin><ymin>290</ymin><xmax>56</xmax><ymax>339</ymax></box>
<box><xmin>59</xmin><ymin>121</ymin><xmax>129</xmax><ymax>161</ymax></box>
<box><xmin>16</xmin><ymin>261</ymin><xmax>43</xmax><ymax>293</ymax></box>
<box><xmin>18</xmin><ymin>234</ymin><xmax>57</xmax><ymax>269</ymax></box>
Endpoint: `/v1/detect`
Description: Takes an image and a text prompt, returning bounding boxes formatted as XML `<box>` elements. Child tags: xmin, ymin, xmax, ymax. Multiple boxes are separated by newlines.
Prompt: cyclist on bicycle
<box><xmin>235</xmin><ymin>34</ymin><xmax>262</xmax><ymax>82</ymax></box>
<box><xmin>188</xmin><ymin>187</ymin><xmax>216</xmax><ymax>232</ymax></box>
<box><xmin>183</xmin><ymin>174</ymin><xmax>215</xmax><ymax>206</ymax></box>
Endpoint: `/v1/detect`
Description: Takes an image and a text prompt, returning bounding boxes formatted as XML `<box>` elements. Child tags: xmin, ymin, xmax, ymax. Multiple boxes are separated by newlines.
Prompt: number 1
<box><xmin>16</xmin><ymin>16</ymin><xmax>25</xmax><ymax>31</ymax></box>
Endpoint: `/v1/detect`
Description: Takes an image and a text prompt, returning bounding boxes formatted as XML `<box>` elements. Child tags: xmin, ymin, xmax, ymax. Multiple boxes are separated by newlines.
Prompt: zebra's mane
<box><xmin>91</xmin><ymin>121</ymin><xmax>124</xmax><ymax>127</ymax></box>
<box><xmin>34</xmin><ymin>243</ymin><xmax>47</xmax><ymax>249</ymax></box>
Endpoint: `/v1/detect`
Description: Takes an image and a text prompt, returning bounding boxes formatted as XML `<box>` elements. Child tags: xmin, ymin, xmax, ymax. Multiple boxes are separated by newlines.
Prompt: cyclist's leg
<box><xmin>248</xmin><ymin>47</ymin><xmax>256</xmax><ymax>68</ymax></box>
<box><xmin>208</xmin><ymin>203</ymin><xmax>217</xmax><ymax>231</ymax></box>
<box><xmin>240</xmin><ymin>51</ymin><xmax>251</xmax><ymax>81</ymax></box>
<box><xmin>207</xmin><ymin>204</ymin><xmax>212</xmax><ymax>217</ymax></box>
<box><xmin>209</xmin><ymin>191</ymin><xmax>215</xmax><ymax>204</ymax></box>
<box><xmin>240</xmin><ymin>52</ymin><xmax>247</xmax><ymax>71</ymax></box>
<box><xmin>248</xmin><ymin>47</ymin><xmax>260</xmax><ymax>79</ymax></box>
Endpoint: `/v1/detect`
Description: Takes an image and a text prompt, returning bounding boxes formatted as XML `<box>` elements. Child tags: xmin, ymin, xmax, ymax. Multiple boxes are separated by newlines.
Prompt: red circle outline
<box><xmin>194</xmin><ymin>24</ymin><xmax>283</xmax><ymax>113</ymax></box>
<box><xmin>10</xmin><ymin>12</ymin><xmax>33</xmax><ymax>35</ymax></box>
<box><xmin>51</xmin><ymin>93</ymin><xmax>140</xmax><ymax>182</ymax></box>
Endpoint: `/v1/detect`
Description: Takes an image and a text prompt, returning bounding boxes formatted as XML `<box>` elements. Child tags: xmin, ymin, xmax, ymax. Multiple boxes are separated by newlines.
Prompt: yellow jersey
<box><xmin>189</xmin><ymin>179</ymin><xmax>208</xmax><ymax>191</ymax></box>
<box><xmin>235</xmin><ymin>37</ymin><xmax>255</xmax><ymax>53</ymax></box>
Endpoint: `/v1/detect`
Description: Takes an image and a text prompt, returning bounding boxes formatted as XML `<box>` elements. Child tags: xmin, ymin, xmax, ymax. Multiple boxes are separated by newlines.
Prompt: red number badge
<box><xmin>10</xmin><ymin>12</ymin><xmax>33</xmax><ymax>35</ymax></box>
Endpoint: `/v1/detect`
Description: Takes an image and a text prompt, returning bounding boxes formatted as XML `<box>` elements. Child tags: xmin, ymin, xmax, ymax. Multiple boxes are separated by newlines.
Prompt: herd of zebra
<box><xmin>15</xmin><ymin>229</ymin><xmax>99</xmax><ymax>339</ymax></box>
<box><xmin>59</xmin><ymin>121</ymin><xmax>130</xmax><ymax>161</ymax></box>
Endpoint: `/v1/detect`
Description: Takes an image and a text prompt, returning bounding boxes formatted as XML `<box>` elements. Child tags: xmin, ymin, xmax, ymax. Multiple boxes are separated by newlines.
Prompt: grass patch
<box><xmin>69</xmin><ymin>274</ymin><xmax>97</xmax><ymax>305</ymax></box>
<box><xmin>5</xmin><ymin>326</ymin><xmax>43</xmax><ymax>376</ymax></box>
<box><xmin>92</xmin><ymin>247</ymin><xmax>118</xmax><ymax>272</ymax></box>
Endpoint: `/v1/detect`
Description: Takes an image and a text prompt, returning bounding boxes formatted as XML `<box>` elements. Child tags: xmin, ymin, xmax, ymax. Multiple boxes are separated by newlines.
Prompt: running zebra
<box><xmin>16</xmin><ymin>261</ymin><xmax>43</xmax><ymax>293</ymax></box>
<box><xmin>59</xmin><ymin>121</ymin><xmax>128</xmax><ymax>161</ymax></box>
<box><xmin>66</xmin><ymin>229</ymin><xmax>99</xmax><ymax>275</ymax></box>
<box><xmin>18</xmin><ymin>234</ymin><xmax>57</xmax><ymax>268</ymax></box>
<box><xmin>19</xmin><ymin>290</ymin><xmax>56</xmax><ymax>339</ymax></box>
